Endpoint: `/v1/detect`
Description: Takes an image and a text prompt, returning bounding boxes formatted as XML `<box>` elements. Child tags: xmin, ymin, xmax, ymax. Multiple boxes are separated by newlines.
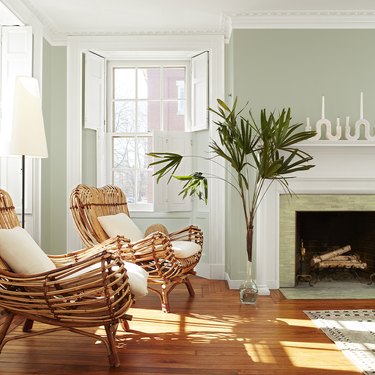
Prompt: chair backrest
<box><xmin>0</xmin><ymin>189</ymin><xmax>21</xmax><ymax>270</ymax></box>
<box><xmin>0</xmin><ymin>189</ymin><xmax>20</xmax><ymax>229</ymax></box>
<box><xmin>70</xmin><ymin>184</ymin><xmax>129</xmax><ymax>247</ymax></box>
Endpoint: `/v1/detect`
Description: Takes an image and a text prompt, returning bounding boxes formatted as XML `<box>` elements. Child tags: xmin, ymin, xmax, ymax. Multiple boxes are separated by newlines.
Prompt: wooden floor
<box><xmin>0</xmin><ymin>276</ymin><xmax>372</xmax><ymax>375</ymax></box>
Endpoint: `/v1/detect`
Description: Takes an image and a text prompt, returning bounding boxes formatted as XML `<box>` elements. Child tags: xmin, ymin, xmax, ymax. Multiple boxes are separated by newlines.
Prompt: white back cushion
<box><xmin>98</xmin><ymin>213</ymin><xmax>143</xmax><ymax>242</ymax></box>
<box><xmin>0</xmin><ymin>227</ymin><xmax>56</xmax><ymax>274</ymax></box>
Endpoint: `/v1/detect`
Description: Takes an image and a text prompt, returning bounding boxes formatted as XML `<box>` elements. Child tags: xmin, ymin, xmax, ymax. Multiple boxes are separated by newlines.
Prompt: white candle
<box><xmin>321</xmin><ymin>96</ymin><xmax>325</xmax><ymax>119</ymax></box>
<box><xmin>360</xmin><ymin>92</ymin><xmax>364</xmax><ymax>120</ymax></box>
<box><xmin>306</xmin><ymin>117</ymin><xmax>311</xmax><ymax>130</ymax></box>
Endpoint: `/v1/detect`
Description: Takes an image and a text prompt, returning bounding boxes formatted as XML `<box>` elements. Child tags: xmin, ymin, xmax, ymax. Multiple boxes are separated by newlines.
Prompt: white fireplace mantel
<box><xmin>254</xmin><ymin>143</ymin><xmax>375</xmax><ymax>295</ymax></box>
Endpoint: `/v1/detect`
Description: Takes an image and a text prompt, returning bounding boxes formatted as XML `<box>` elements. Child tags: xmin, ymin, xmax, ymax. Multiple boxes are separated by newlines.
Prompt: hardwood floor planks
<box><xmin>0</xmin><ymin>276</ymin><xmax>371</xmax><ymax>374</ymax></box>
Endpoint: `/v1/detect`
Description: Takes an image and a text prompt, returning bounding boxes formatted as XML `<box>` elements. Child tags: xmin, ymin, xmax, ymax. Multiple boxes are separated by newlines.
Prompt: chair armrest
<box><xmin>126</xmin><ymin>232</ymin><xmax>186</xmax><ymax>278</ymax></box>
<box><xmin>0</xmin><ymin>247</ymin><xmax>133</xmax><ymax>324</ymax></box>
<box><xmin>168</xmin><ymin>225</ymin><xmax>203</xmax><ymax>246</ymax></box>
<box><xmin>48</xmin><ymin>236</ymin><xmax>131</xmax><ymax>268</ymax></box>
<box><xmin>130</xmin><ymin>232</ymin><xmax>172</xmax><ymax>260</ymax></box>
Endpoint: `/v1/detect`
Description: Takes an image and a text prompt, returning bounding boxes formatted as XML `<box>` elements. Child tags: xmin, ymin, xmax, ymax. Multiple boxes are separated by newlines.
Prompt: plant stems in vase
<box><xmin>149</xmin><ymin>98</ymin><xmax>316</xmax><ymax>305</ymax></box>
<box><xmin>239</xmin><ymin>261</ymin><xmax>258</xmax><ymax>304</ymax></box>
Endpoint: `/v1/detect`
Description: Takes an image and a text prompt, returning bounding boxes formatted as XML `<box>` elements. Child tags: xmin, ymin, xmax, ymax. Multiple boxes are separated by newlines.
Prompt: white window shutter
<box><xmin>0</xmin><ymin>26</ymin><xmax>33</xmax><ymax>216</ymax></box>
<box><xmin>83</xmin><ymin>51</ymin><xmax>106</xmax><ymax>186</ymax></box>
<box><xmin>84</xmin><ymin>51</ymin><xmax>105</xmax><ymax>130</ymax></box>
<box><xmin>153</xmin><ymin>131</ymin><xmax>168</xmax><ymax>212</ymax></box>
<box><xmin>191</xmin><ymin>51</ymin><xmax>209</xmax><ymax>132</ymax></box>
<box><xmin>153</xmin><ymin>131</ymin><xmax>192</xmax><ymax>212</ymax></box>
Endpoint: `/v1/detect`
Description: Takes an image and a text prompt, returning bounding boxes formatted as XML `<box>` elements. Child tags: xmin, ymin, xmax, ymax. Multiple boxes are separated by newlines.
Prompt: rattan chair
<box><xmin>0</xmin><ymin>188</ymin><xmax>134</xmax><ymax>367</ymax></box>
<box><xmin>70</xmin><ymin>184</ymin><xmax>203</xmax><ymax>313</ymax></box>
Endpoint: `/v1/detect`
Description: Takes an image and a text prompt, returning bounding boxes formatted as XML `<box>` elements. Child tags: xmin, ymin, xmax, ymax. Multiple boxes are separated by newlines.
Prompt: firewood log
<box><xmin>316</xmin><ymin>259</ymin><xmax>367</xmax><ymax>269</ymax></box>
<box><xmin>311</xmin><ymin>245</ymin><xmax>351</xmax><ymax>266</ymax></box>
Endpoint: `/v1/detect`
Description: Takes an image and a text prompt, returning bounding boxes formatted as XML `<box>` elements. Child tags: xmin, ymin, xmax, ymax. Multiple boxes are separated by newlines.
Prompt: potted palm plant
<box><xmin>149</xmin><ymin>98</ymin><xmax>316</xmax><ymax>303</ymax></box>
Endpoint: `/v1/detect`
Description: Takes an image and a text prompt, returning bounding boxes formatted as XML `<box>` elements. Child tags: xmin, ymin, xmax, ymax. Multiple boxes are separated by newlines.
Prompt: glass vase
<box><xmin>239</xmin><ymin>261</ymin><xmax>258</xmax><ymax>304</ymax></box>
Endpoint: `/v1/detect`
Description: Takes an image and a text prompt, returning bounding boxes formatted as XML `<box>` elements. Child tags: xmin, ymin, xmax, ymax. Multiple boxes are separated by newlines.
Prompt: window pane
<box><xmin>114</xmin><ymin>68</ymin><xmax>135</xmax><ymax>99</ymax></box>
<box><xmin>113</xmin><ymin>138</ymin><xmax>135</xmax><ymax>168</ymax></box>
<box><xmin>163</xmin><ymin>68</ymin><xmax>185</xmax><ymax>99</ymax></box>
<box><xmin>113</xmin><ymin>170</ymin><xmax>135</xmax><ymax>203</ymax></box>
<box><xmin>138</xmin><ymin>101</ymin><xmax>160</xmax><ymax>132</ymax></box>
<box><xmin>163</xmin><ymin>101</ymin><xmax>185</xmax><ymax>131</ymax></box>
<box><xmin>136</xmin><ymin>137</ymin><xmax>153</xmax><ymax>169</ymax></box>
<box><xmin>114</xmin><ymin>101</ymin><xmax>135</xmax><ymax>132</ymax></box>
<box><xmin>137</xmin><ymin>170</ymin><xmax>153</xmax><ymax>204</ymax></box>
<box><xmin>138</xmin><ymin>68</ymin><xmax>160</xmax><ymax>99</ymax></box>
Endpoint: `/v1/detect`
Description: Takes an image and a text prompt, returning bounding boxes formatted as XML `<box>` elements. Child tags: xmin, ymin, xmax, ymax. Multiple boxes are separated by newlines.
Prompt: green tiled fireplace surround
<box><xmin>279</xmin><ymin>194</ymin><xmax>375</xmax><ymax>287</ymax></box>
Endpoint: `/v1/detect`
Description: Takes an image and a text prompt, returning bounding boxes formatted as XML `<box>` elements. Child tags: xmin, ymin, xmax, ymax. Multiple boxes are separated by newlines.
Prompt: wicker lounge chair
<box><xmin>70</xmin><ymin>184</ymin><xmax>203</xmax><ymax>312</ymax></box>
<box><xmin>0</xmin><ymin>188</ymin><xmax>134</xmax><ymax>367</ymax></box>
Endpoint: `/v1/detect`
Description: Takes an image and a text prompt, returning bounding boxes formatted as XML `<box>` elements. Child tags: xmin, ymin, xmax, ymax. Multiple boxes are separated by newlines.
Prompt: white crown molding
<box><xmin>11</xmin><ymin>3</ymin><xmax>375</xmax><ymax>46</ymax></box>
<box><xmin>225</xmin><ymin>10</ymin><xmax>375</xmax><ymax>37</ymax></box>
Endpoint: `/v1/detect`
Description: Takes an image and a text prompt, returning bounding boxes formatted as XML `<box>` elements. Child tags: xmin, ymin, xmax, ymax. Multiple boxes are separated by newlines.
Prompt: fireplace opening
<box><xmin>295</xmin><ymin>211</ymin><xmax>375</xmax><ymax>285</ymax></box>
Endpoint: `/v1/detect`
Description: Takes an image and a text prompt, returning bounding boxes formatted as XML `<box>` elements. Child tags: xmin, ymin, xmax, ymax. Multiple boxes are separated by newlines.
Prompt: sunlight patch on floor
<box><xmin>244</xmin><ymin>342</ymin><xmax>276</xmax><ymax>364</ymax></box>
<box><xmin>280</xmin><ymin>341</ymin><xmax>352</xmax><ymax>370</ymax></box>
<box><xmin>131</xmin><ymin>309</ymin><xmax>234</xmax><ymax>334</ymax></box>
<box><xmin>276</xmin><ymin>318</ymin><xmax>315</xmax><ymax>328</ymax></box>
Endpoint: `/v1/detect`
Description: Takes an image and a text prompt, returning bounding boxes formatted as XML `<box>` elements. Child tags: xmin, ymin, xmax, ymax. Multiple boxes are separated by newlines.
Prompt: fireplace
<box><xmin>252</xmin><ymin>143</ymin><xmax>375</xmax><ymax>295</ymax></box>
<box><xmin>295</xmin><ymin>211</ymin><xmax>375</xmax><ymax>284</ymax></box>
<box><xmin>278</xmin><ymin>194</ymin><xmax>375</xmax><ymax>288</ymax></box>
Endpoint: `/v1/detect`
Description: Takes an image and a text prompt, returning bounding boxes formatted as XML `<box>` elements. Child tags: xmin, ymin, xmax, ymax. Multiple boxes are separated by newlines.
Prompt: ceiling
<box><xmin>3</xmin><ymin>0</ymin><xmax>375</xmax><ymax>43</ymax></box>
<box><xmin>0</xmin><ymin>1</ymin><xmax>22</xmax><ymax>25</ymax></box>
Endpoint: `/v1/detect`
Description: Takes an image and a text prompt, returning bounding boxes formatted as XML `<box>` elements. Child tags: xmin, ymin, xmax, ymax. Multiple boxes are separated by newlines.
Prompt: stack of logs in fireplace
<box><xmin>311</xmin><ymin>245</ymin><xmax>367</xmax><ymax>270</ymax></box>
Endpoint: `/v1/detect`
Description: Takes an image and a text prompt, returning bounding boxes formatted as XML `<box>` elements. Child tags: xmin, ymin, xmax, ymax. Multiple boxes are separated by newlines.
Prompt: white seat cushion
<box><xmin>65</xmin><ymin>261</ymin><xmax>148</xmax><ymax>299</ymax></box>
<box><xmin>171</xmin><ymin>241</ymin><xmax>201</xmax><ymax>259</ymax></box>
<box><xmin>124</xmin><ymin>261</ymin><xmax>148</xmax><ymax>298</ymax></box>
<box><xmin>0</xmin><ymin>227</ymin><xmax>56</xmax><ymax>274</ymax></box>
<box><xmin>98</xmin><ymin>213</ymin><xmax>144</xmax><ymax>242</ymax></box>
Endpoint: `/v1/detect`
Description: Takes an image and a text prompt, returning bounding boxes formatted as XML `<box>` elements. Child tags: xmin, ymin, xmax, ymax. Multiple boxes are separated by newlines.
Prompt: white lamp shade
<box><xmin>1</xmin><ymin>76</ymin><xmax>48</xmax><ymax>158</ymax></box>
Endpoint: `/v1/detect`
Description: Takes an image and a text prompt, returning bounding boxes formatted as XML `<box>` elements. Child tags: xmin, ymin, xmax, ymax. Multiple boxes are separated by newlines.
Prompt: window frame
<box><xmin>106</xmin><ymin>60</ymin><xmax>191</xmax><ymax>212</ymax></box>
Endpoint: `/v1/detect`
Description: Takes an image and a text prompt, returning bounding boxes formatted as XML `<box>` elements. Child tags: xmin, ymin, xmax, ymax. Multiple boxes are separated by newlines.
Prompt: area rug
<box><xmin>305</xmin><ymin>309</ymin><xmax>375</xmax><ymax>374</ymax></box>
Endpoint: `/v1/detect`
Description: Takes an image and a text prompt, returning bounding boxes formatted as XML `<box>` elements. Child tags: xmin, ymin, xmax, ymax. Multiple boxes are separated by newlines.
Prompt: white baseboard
<box><xmin>196</xmin><ymin>262</ymin><xmax>210</xmax><ymax>279</ymax></box>
<box><xmin>225</xmin><ymin>273</ymin><xmax>243</xmax><ymax>289</ymax></box>
<box><xmin>225</xmin><ymin>273</ymin><xmax>271</xmax><ymax>295</ymax></box>
<box><xmin>196</xmin><ymin>263</ymin><xmax>225</xmax><ymax>280</ymax></box>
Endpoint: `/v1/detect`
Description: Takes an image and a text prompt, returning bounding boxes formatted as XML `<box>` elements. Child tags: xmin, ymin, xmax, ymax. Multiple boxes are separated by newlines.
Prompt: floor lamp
<box><xmin>1</xmin><ymin>76</ymin><xmax>48</xmax><ymax>228</ymax></box>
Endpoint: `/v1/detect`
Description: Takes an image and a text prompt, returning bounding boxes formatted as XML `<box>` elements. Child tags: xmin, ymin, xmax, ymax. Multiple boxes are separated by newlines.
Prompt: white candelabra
<box><xmin>306</xmin><ymin>92</ymin><xmax>375</xmax><ymax>141</ymax></box>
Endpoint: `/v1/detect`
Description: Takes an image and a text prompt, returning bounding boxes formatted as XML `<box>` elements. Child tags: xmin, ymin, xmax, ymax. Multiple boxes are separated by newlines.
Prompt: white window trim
<box><xmin>67</xmin><ymin>35</ymin><xmax>225</xmax><ymax>281</ymax></box>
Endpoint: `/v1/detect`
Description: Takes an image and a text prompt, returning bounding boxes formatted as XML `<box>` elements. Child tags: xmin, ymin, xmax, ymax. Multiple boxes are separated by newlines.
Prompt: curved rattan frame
<box><xmin>0</xmin><ymin>189</ymin><xmax>134</xmax><ymax>367</ymax></box>
<box><xmin>70</xmin><ymin>184</ymin><xmax>203</xmax><ymax>312</ymax></box>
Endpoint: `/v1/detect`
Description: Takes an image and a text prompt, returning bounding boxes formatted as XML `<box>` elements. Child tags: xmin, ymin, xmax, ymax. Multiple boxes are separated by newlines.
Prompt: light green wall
<box><xmin>225</xmin><ymin>29</ymin><xmax>375</xmax><ymax>280</ymax></box>
<box><xmin>231</xmin><ymin>29</ymin><xmax>375</xmax><ymax>123</ymax></box>
<box><xmin>41</xmin><ymin>39</ymin><xmax>67</xmax><ymax>255</ymax></box>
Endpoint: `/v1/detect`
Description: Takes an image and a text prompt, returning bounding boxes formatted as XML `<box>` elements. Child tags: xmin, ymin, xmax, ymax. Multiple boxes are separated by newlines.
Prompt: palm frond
<box><xmin>148</xmin><ymin>152</ymin><xmax>183</xmax><ymax>182</ymax></box>
<box><xmin>174</xmin><ymin>173</ymin><xmax>208</xmax><ymax>203</ymax></box>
